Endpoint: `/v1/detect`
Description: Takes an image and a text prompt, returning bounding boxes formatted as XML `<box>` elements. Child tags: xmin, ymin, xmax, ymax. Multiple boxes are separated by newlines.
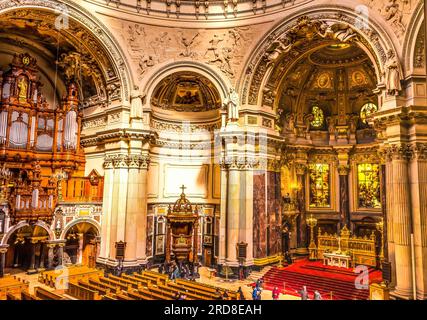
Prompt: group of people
<box><xmin>158</xmin><ymin>260</ymin><xmax>200</xmax><ymax>281</ymax></box>
<box><xmin>251</xmin><ymin>281</ymin><xmax>323</xmax><ymax>300</ymax></box>
<box><xmin>298</xmin><ymin>286</ymin><xmax>323</xmax><ymax>300</ymax></box>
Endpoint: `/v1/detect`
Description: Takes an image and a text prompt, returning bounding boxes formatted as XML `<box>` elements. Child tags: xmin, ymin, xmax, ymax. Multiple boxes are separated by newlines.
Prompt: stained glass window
<box><xmin>360</xmin><ymin>103</ymin><xmax>378</xmax><ymax>124</ymax></box>
<box><xmin>357</xmin><ymin>163</ymin><xmax>381</xmax><ymax>209</ymax></box>
<box><xmin>309</xmin><ymin>163</ymin><xmax>330</xmax><ymax>208</ymax></box>
<box><xmin>310</xmin><ymin>106</ymin><xmax>324</xmax><ymax>128</ymax></box>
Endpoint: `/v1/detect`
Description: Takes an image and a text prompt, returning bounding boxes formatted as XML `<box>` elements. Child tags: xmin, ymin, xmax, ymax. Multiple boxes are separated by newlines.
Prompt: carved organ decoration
<box><xmin>0</xmin><ymin>53</ymin><xmax>85</xmax><ymax>225</ymax></box>
<box><xmin>0</xmin><ymin>54</ymin><xmax>82</xmax><ymax>155</ymax></box>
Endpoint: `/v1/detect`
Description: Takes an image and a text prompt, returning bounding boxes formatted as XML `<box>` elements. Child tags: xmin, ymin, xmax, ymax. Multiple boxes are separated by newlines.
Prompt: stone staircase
<box><xmin>247</xmin><ymin>266</ymin><xmax>273</xmax><ymax>282</ymax></box>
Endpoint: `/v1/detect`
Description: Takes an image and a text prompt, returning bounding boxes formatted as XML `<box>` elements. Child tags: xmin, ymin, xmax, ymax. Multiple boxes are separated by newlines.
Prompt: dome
<box><xmin>151</xmin><ymin>72</ymin><xmax>221</xmax><ymax>113</ymax></box>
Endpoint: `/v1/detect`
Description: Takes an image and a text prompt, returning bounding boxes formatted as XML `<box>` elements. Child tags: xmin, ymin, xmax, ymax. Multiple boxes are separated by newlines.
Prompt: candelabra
<box><xmin>376</xmin><ymin>218</ymin><xmax>384</xmax><ymax>260</ymax></box>
<box><xmin>306</xmin><ymin>214</ymin><xmax>318</xmax><ymax>260</ymax></box>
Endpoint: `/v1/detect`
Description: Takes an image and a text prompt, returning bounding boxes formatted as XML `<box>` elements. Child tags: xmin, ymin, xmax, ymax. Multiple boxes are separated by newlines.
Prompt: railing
<box><xmin>317</xmin><ymin>227</ymin><xmax>377</xmax><ymax>267</ymax></box>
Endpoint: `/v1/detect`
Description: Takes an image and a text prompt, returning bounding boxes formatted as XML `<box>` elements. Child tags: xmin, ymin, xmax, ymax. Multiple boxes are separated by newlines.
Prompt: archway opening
<box><xmin>64</xmin><ymin>222</ymin><xmax>99</xmax><ymax>268</ymax></box>
<box><xmin>5</xmin><ymin>225</ymin><xmax>49</xmax><ymax>274</ymax></box>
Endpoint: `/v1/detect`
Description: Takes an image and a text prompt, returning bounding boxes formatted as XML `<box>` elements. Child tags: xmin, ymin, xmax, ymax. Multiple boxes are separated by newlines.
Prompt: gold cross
<box><xmin>180</xmin><ymin>184</ymin><xmax>186</xmax><ymax>194</ymax></box>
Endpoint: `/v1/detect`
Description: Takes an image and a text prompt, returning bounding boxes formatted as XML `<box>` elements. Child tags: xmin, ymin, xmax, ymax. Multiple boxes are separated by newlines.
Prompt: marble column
<box><xmin>27</xmin><ymin>240</ymin><xmax>37</xmax><ymax>273</ymax></box>
<box><xmin>13</xmin><ymin>245</ymin><xmax>20</xmax><ymax>268</ymax></box>
<box><xmin>409</xmin><ymin>146</ymin><xmax>427</xmax><ymax>299</ymax></box>
<box><xmin>226</xmin><ymin>162</ymin><xmax>240</xmax><ymax>267</ymax></box>
<box><xmin>338</xmin><ymin>165</ymin><xmax>350</xmax><ymax>228</ymax></box>
<box><xmin>126</xmin><ymin>154</ymin><xmax>149</xmax><ymax>267</ymax></box>
<box><xmin>389</xmin><ymin>147</ymin><xmax>414</xmax><ymax>299</ymax></box>
<box><xmin>38</xmin><ymin>242</ymin><xmax>46</xmax><ymax>271</ymax></box>
<box><xmin>296</xmin><ymin>164</ymin><xmax>308</xmax><ymax>252</ymax></box>
<box><xmin>218</xmin><ymin>163</ymin><xmax>228</xmax><ymax>265</ymax></box>
<box><xmin>77</xmin><ymin>233</ymin><xmax>84</xmax><ymax>265</ymax></box>
<box><xmin>98</xmin><ymin>156</ymin><xmax>114</xmax><ymax>264</ymax></box>
<box><xmin>241</xmin><ymin>166</ymin><xmax>254</xmax><ymax>266</ymax></box>
<box><xmin>47</xmin><ymin>243</ymin><xmax>55</xmax><ymax>269</ymax></box>
<box><xmin>57</xmin><ymin>242</ymin><xmax>65</xmax><ymax>267</ymax></box>
<box><xmin>0</xmin><ymin>246</ymin><xmax>7</xmax><ymax>278</ymax></box>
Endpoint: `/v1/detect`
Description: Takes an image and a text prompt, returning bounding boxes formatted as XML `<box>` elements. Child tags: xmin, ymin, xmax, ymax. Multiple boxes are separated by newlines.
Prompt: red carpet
<box><xmin>253</xmin><ymin>260</ymin><xmax>382</xmax><ymax>300</ymax></box>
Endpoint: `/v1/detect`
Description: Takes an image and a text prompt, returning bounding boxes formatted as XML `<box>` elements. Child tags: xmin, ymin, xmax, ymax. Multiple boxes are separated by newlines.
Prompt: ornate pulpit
<box><xmin>166</xmin><ymin>185</ymin><xmax>199</xmax><ymax>264</ymax></box>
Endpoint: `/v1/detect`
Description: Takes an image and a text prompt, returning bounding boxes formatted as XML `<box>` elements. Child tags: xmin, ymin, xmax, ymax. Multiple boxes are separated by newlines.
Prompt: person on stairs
<box><xmin>272</xmin><ymin>286</ymin><xmax>280</xmax><ymax>300</ymax></box>
<box><xmin>298</xmin><ymin>286</ymin><xmax>309</xmax><ymax>300</ymax></box>
<box><xmin>314</xmin><ymin>290</ymin><xmax>322</xmax><ymax>300</ymax></box>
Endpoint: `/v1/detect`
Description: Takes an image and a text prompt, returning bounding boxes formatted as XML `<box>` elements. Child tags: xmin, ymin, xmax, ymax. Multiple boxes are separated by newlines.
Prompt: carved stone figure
<box><xmin>179</xmin><ymin>32</ymin><xmax>199</xmax><ymax>58</ymax></box>
<box><xmin>333</xmin><ymin>24</ymin><xmax>357</xmax><ymax>42</ymax></box>
<box><xmin>382</xmin><ymin>0</ymin><xmax>406</xmax><ymax>35</ymax></box>
<box><xmin>223</xmin><ymin>88</ymin><xmax>239</xmax><ymax>122</ymax></box>
<box><xmin>265</xmin><ymin>37</ymin><xmax>293</xmax><ymax>67</ymax></box>
<box><xmin>138</xmin><ymin>54</ymin><xmax>155</xmax><ymax>78</ymax></box>
<box><xmin>327</xmin><ymin>117</ymin><xmax>336</xmax><ymax>136</ymax></box>
<box><xmin>130</xmin><ymin>87</ymin><xmax>145</xmax><ymax>119</ymax></box>
<box><xmin>204</xmin><ymin>34</ymin><xmax>225</xmax><ymax>61</ymax></box>
<box><xmin>384</xmin><ymin>50</ymin><xmax>402</xmax><ymax>96</ymax></box>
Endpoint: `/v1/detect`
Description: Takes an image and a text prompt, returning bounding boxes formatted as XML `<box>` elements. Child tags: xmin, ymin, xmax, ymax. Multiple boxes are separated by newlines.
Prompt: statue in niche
<box><xmin>223</xmin><ymin>88</ymin><xmax>239</xmax><ymax>122</ymax></box>
<box><xmin>17</xmin><ymin>77</ymin><xmax>28</xmax><ymax>102</ymax></box>
<box><xmin>304</xmin><ymin>113</ymin><xmax>314</xmax><ymax>134</ymax></box>
<box><xmin>348</xmin><ymin>115</ymin><xmax>358</xmax><ymax>136</ymax></box>
<box><xmin>327</xmin><ymin>117</ymin><xmax>336</xmax><ymax>137</ymax></box>
<box><xmin>287</xmin><ymin>113</ymin><xmax>296</xmax><ymax>135</ymax></box>
<box><xmin>130</xmin><ymin>86</ymin><xmax>145</xmax><ymax>119</ymax></box>
<box><xmin>384</xmin><ymin>50</ymin><xmax>402</xmax><ymax>96</ymax></box>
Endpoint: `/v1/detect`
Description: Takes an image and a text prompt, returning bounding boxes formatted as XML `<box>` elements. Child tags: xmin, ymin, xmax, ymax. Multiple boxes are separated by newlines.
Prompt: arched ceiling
<box><xmin>151</xmin><ymin>72</ymin><xmax>221</xmax><ymax>113</ymax></box>
<box><xmin>277</xmin><ymin>42</ymin><xmax>377</xmax><ymax>116</ymax></box>
<box><xmin>0</xmin><ymin>9</ymin><xmax>121</xmax><ymax>107</ymax></box>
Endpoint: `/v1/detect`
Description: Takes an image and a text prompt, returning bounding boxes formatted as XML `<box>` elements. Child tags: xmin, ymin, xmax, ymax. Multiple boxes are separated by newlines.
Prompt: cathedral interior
<box><xmin>0</xmin><ymin>0</ymin><xmax>426</xmax><ymax>301</ymax></box>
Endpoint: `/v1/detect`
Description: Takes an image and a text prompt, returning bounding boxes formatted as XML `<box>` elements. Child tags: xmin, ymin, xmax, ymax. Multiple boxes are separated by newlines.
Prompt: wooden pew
<box><xmin>34</xmin><ymin>287</ymin><xmax>66</xmax><ymax>300</ymax></box>
<box><xmin>175</xmin><ymin>279</ymin><xmax>237</xmax><ymax>299</ymax></box>
<box><xmin>88</xmin><ymin>278</ymin><xmax>117</xmax><ymax>293</ymax></box>
<box><xmin>125</xmin><ymin>289</ymin><xmax>154</xmax><ymax>300</ymax></box>
<box><xmin>138</xmin><ymin>287</ymin><xmax>172</xmax><ymax>300</ymax></box>
<box><xmin>67</xmin><ymin>281</ymin><xmax>101</xmax><ymax>300</ymax></box>
<box><xmin>78</xmin><ymin>279</ymin><xmax>111</xmax><ymax>296</ymax></box>
<box><xmin>98</xmin><ymin>276</ymin><xmax>131</xmax><ymax>291</ymax></box>
<box><xmin>107</xmin><ymin>274</ymin><xmax>141</xmax><ymax>289</ymax></box>
<box><xmin>122</xmin><ymin>274</ymin><xmax>149</xmax><ymax>287</ymax></box>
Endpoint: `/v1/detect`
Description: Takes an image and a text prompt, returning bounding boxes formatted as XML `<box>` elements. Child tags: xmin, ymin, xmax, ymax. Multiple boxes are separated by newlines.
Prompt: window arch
<box><xmin>310</xmin><ymin>105</ymin><xmax>324</xmax><ymax>129</ymax></box>
<box><xmin>360</xmin><ymin>103</ymin><xmax>378</xmax><ymax>124</ymax></box>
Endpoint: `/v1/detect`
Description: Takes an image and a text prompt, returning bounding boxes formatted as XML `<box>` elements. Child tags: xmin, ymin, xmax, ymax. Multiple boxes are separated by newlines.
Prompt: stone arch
<box><xmin>1</xmin><ymin>220</ymin><xmax>55</xmax><ymax>245</ymax></box>
<box><xmin>140</xmin><ymin>59</ymin><xmax>234</xmax><ymax>107</ymax></box>
<box><xmin>402</xmin><ymin>1</ymin><xmax>425</xmax><ymax>75</ymax></box>
<box><xmin>0</xmin><ymin>0</ymin><xmax>133</xmax><ymax>104</ymax></box>
<box><xmin>60</xmin><ymin>218</ymin><xmax>101</xmax><ymax>241</ymax></box>
<box><xmin>239</xmin><ymin>5</ymin><xmax>401</xmax><ymax>107</ymax></box>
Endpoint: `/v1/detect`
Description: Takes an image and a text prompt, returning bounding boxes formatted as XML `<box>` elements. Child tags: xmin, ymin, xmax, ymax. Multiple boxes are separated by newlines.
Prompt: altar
<box><xmin>323</xmin><ymin>252</ymin><xmax>352</xmax><ymax>269</ymax></box>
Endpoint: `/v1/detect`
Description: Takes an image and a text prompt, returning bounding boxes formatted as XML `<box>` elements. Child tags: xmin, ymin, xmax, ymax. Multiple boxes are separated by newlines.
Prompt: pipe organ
<box><xmin>0</xmin><ymin>53</ymin><xmax>85</xmax><ymax>224</ymax></box>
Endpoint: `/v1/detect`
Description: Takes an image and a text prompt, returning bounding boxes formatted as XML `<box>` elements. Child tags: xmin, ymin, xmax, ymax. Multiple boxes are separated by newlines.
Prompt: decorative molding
<box><xmin>103</xmin><ymin>153</ymin><xmax>150</xmax><ymax>169</ymax></box>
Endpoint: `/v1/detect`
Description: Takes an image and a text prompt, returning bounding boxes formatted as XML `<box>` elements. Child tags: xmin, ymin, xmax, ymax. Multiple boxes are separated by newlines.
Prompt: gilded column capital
<box><xmin>338</xmin><ymin>165</ymin><xmax>350</xmax><ymax>176</ymax></box>
<box><xmin>295</xmin><ymin>163</ymin><xmax>307</xmax><ymax>176</ymax></box>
